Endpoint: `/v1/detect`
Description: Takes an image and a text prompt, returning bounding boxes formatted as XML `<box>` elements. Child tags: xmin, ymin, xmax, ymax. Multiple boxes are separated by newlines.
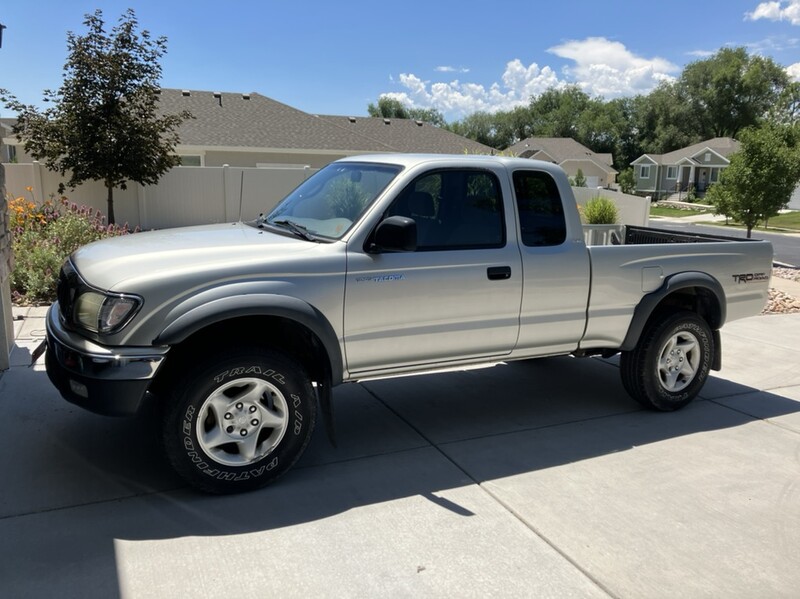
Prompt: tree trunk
<box><xmin>106</xmin><ymin>182</ymin><xmax>115</xmax><ymax>225</ymax></box>
<box><xmin>746</xmin><ymin>224</ymin><xmax>753</xmax><ymax>239</ymax></box>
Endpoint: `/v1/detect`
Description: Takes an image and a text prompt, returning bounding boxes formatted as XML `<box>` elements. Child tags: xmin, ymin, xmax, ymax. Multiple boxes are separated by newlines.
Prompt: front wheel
<box><xmin>620</xmin><ymin>311</ymin><xmax>713</xmax><ymax>411</ymax></box>
<box><xmin>162</xmin><ymin>348</ymin><xmax>316</xmax><ymax>494</ymax></box>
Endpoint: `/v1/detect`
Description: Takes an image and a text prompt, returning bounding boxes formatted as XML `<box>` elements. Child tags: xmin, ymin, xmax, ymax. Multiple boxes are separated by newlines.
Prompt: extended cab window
<box><xmin>387</xmin><ymin>169</ymin><xmax>505</xmax><ymax>250</ymax></box>
<box><xmin>513</xmin><ymin>170</ymin><xmax>567</xmax><ymax>247</ymax></box>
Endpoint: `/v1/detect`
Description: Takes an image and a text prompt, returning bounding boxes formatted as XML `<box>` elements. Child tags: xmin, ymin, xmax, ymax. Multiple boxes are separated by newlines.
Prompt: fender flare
<box><xmin>154</xmin><ymin>294</ymin><xmax>343</xmax><ymax>384</ymax></box>
<box><xmin>620</xmin><ymin>271</ymin><xmax>726</xmax><ymax>353</ymax></box>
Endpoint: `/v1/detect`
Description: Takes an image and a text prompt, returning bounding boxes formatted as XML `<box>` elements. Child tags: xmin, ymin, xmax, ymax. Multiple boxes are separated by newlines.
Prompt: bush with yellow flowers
<box><xmin>7</xmin><ymin>189</ymin><xmax>135</xmax><ymax>304</ymax></box>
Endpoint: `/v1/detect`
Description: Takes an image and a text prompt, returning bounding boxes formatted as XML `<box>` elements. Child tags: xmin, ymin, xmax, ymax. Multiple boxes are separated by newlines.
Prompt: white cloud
<box><xmin>687</xmin><ymin>49</ymin><xmax>715</xmax><ymax>58</ymax></box>
<box><xmin>788</xmin><ymin>62</ymin><xmax>800</xmax><ymax>80</ymax></box>
<box><xmin>379</xmin><ymin>38</ymin><xmax>678</xmax><ymax>119</ymax></box>
<box><xmin>435</xmin><ymin>66</ymin><xmax>470</xmax><ymax>73</ymax></box>
<box><xmin>547</xmin><ymin>37</ymin><xmax>679</xmax><ymax>97</ymax></box>
<box><xmin>382</xmin><ymin>60</ymin><xmax>561</xmax><ymax>118</ymax></box>
<box><xmin>746</xmin><ymin>1</ymin><xmax>800</xmax><ymax>24</ymax></box>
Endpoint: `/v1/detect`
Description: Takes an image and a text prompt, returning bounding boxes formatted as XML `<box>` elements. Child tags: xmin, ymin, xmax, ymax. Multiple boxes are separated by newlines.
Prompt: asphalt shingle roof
<box><xmin>155</xmin><ymin>89</ymin><xmax>396</xmax><ymax>153</ymax></box>
<box><xmin>155</xmin><ymin>89</ymin><xmax>492</xmax><ymax>155</ymax></box>
<box><xmin>507</xmin><ymin>137</ymin><xmax>616</xmax><ymax>173</ymax></box>
<box><xmin>319</xmin><ymin>115</ymin><xmax>495</xmax><ymax>155</ymax></box>
<box><xmin>659</xmin><ymin>137</ymin><xmax>740</xmax><ymax>165</ymax></box>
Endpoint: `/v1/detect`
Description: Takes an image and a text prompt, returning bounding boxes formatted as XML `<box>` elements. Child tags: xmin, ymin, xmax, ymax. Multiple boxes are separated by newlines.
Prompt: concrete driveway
<box><xmin>2</xmin><ymin>310</ymin><xmax>799</xmax><ymax>598</ymax></box>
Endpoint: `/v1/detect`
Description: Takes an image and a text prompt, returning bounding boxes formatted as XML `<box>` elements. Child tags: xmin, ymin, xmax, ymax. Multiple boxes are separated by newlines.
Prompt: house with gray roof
<box><xmin>631</xmin><ymin>137</ymin><xmax>740</xmax><ymax>199</ymax></box>
<box><xmin>1</xmin><ymin>89</ymin><xmax>494</xmax><ymax>168</ymax></box>
<box><xmin>319</xmin><ymin>115</ymin><xmax>493</xmax><ymax>155</ymax></box>
<box><xmin>507</xmin><ymin>137</ymin><xmax>617</xmax><ymax>188</ymax></box>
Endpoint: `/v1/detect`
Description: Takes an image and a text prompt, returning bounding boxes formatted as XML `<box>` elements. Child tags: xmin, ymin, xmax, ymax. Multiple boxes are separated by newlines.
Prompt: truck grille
<box><xmin>57</xmin><ymin>261</ymin><xmax>79</xmax><ymax>326</ymax></box>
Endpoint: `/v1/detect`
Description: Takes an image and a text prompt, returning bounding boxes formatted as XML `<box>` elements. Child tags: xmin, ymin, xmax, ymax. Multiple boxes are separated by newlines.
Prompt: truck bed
<box><xmin>584</xmin><ymin>224</ymin><xmax>761</xmax><ymax>246</ymax></box>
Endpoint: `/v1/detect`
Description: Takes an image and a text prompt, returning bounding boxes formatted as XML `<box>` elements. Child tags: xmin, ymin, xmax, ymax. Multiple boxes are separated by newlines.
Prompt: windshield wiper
<box><xmin>270</xmin><ymin>218</ymin><xmax>318</xmax><ymax>242</ymax></box>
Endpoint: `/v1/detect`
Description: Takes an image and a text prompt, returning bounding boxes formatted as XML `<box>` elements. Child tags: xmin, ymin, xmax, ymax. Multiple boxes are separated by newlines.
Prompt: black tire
<box><xmin>162</xmin><ymin>347</ymin><xmax>316</xmax><ymax>494</ymax></box>
<box><xmin>619</xmin><ymin>310</ymin><xmax>713</xmax><ymax>411</ymax></box>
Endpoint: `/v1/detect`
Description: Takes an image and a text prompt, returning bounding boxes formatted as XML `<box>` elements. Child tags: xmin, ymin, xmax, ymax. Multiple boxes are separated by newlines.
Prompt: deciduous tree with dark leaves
<box><xmin>1</xmin><ymin>9</ymin><xmax>191</xmax><ymax>224</ymax></box>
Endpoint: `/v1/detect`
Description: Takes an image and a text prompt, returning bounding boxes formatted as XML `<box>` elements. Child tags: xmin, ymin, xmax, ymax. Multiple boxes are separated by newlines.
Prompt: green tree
<box><xmin>0</xmin><ymin>9</ymin><xmax>191</xmax><ymax>224</ymax></box>
<box><xmin>679</xmin><ymin>47</ymin><xmax>789</xmax><ymax>139</ymax></box>
<box><xmin>528</xmin><ymin>86</ymin><xmax>594</xmax><ymax>140</ymax></box>
<box><xmin>617</xmin><ymin>167</ymin><xmax>635</xmax><ymax>194</ymax></box>
<box><xmin>367</xmin><ymin>96</ymin><xmax>446</xmax><ymax>127</ymax></box>
<box><xmin>448</xmin><ymin>111</ymin><xmax>500</xmax><ymax>147</ymax></box>
<box><xmin>708</xmin><ymin>123</ymin><xmax>800</xmax><ymax>237</ymax></box>
<box><xmin>572</xmin><ymin>168</ymin><xmax>587</xmax><ymax>187</ymax></box>
<box><xmin>632</xmin><ymin>83</ymin><xmax>700</xmax><ymax>155</ymax></box>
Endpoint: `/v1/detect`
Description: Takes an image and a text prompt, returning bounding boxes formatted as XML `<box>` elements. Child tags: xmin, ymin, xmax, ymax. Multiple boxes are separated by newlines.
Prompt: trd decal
<box><xmin>732</xmin><ymin>273</ymin><xmax>768</xmax><ymax>284</ymax></box>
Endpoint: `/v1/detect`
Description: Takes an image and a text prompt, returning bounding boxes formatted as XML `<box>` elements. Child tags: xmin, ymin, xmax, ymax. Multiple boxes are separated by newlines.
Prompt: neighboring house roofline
<box><xmin>688</xmin><ymin>146</ymin><xmax>730</xmax><ymax>164</ymax></box>
<box><xmin>508</xmin><ymin>136</ymin><xmax>615</xmax><ymax>170</ymax></box>
<box><xmin>560</xmin><ymin>157</ymin><xmax>618</xmax><ymax>175</ymax></box>
<box><xmin>632</xmin><ymin>154</ymin><xmax>659</xmax><ymax>165</ymax></box>
<box><xmin>529</xmin><ymin>149</ymin><xmax>557</xmax><ymax>162</ymax></box>
<box><xmin>175</xmin><ymin>144</ymin><xmax>391</xmax><ymax>157</ymax></box>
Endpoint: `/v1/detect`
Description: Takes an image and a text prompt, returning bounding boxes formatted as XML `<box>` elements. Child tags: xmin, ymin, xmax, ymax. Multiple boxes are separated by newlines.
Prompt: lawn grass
<box><xmin>701</xmin><ymin>211</ymin><xmax>800</xmax><ymax>232</ymax></box>
<box><xmin>766</xmin><ymin>211</ymin><xmax>800</xmax><ymax>230</ymax></box>
<box><xmin>650</xmin><ymin>205</ymin><xmax>711</xmax><ymax>218</ymax></box>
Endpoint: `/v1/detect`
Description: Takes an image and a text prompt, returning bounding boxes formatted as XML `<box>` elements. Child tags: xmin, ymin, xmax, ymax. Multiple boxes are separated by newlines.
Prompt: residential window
<box><xmin>639</xmin><ymin>165</ymin><xmax>651</xmax><ymax>179</ymax></box>
<box><xmin>387</xmin><ymin>169</ymin><xmax>505</xmax><ymax>250</ymax></box>
<box><xmin>710</xmin><ymin>169</ymin><xmax>719</xmax><ymax>183</ymax></box>
<box><xmin>666</xmin><ymin>166</ymin><xmax>678</xmax><ymax>179</ymax></box>
<box><xmin>513</xmin><ymin>170</ymin><xmax>566</xmax><ymax>247</ymax></box>
<box><xmin>704</xmin><ymin>152</ymin><xmax>711</xmax><ymax>162</ymax></box>
<box><xmin>179</xmin><ymin>155</ymin><xmax>202</xmax><ymax>166</ymax></box>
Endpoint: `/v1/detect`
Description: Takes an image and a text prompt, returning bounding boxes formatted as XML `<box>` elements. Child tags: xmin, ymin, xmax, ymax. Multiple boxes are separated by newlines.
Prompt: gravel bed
<box><xmin>764</xmin><ymin>267</ymin><xmax>800</xmax><ymax>314</ymax></box>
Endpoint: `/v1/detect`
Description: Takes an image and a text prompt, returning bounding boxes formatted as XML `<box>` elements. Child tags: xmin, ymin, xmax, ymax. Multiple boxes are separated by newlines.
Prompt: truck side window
<box><xmin>513</xmin><ymin>170</ymin><xmax>567</xmax><ymax>247</ymax></box>
<box><xmin>387</xmin><ymin>169</ymin><xmax>505</xmax><ymax>250</ymax></box>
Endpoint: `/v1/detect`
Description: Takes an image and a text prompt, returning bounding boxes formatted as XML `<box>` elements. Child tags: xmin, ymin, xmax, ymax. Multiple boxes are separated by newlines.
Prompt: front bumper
<box><xmin>45</xmin><ymin>303</ymin><xmax>169</xmax><ymax>416</ymax></box>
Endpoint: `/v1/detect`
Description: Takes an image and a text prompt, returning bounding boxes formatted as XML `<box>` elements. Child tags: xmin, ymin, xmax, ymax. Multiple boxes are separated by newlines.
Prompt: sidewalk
<box><xmin>1</xmin><ymin>309</ymin><xmax>799</xmax><ymax>597</ymax></box>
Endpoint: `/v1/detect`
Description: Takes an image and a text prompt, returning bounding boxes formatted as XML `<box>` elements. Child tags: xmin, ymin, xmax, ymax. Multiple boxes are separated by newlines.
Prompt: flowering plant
<box><xmin>7</xmin><ymin>191</ymin><xmax>136</xmax><ymax>304</ymax></box>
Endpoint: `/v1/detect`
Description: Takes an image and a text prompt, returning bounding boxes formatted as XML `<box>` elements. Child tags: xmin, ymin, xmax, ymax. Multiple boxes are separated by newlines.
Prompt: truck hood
<box><xmin>71</xmin><ymin>222</ymin><xmax>321</xmax><ymax>291</ymax></box>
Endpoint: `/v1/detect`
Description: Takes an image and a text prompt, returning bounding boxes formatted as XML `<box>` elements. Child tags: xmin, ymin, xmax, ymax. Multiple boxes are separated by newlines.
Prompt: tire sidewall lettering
<box><xmin>176</xmin><ymin>362</ymin><xmax>311</xmax><ymax>484</ymax></box>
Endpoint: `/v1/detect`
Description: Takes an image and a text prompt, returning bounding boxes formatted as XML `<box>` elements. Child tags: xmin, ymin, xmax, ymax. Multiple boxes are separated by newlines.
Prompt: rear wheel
<box><xmin>163</xmin><ymin>348</ymin><xmax>316</xmax><ymax>493</ymax></box>
<box><xmin>620</xmin><ymin>311</ymin><xmax>713</xmax><ymax>411</ymax></box>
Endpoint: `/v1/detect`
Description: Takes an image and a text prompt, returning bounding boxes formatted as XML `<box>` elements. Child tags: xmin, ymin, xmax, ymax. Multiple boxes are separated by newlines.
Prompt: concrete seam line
<box><xmin>361</xmin><ymin>384</ymin><xmax>619</xmax><ymax>599</ymax></box>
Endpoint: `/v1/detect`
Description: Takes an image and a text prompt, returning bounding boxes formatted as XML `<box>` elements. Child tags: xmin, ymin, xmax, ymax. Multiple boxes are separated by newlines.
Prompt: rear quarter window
<box><xmin>513</xmin><ymin>170</ymin><xmax>567</xmax><ymax>247</ymax></box>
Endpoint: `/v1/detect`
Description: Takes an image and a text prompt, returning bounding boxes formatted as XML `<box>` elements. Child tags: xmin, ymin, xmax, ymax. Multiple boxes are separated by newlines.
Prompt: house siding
<box><xmin>560</xmin><ymin>160</ymin><xmax>615</xmax><ymax>186</ymax></box>
<box><xmin>635</xmin><ymin>163</ymin><xmax>658</xmax><ymax>192</ymax></box>
<box><xmin>203</xmin><ymin>150</ymin><xmax>357</xmax><ymax>169</ymax></box>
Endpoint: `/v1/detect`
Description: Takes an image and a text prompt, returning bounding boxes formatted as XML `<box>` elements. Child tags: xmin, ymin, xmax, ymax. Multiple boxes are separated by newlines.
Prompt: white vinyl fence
<box><xmin>4</xmin><ymin>162</ymin><xmax>650</xmax><ymax>230</ymax></box>
<box><xmin>571</xmin><ymin>186</ymin><xmax>650</xmax><ymax>227</ymax></box>
<box><xmin>3</xmin><ymin>162</ymin><xmax>317</xmax><ymax>230</ymax></box>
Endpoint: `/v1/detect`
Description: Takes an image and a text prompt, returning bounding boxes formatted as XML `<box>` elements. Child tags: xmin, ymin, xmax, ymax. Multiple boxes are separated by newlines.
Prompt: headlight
<box><xmin>74</xmin><ymin>291</ymin><xmax>142</xmax><ymax>334</ymax></box>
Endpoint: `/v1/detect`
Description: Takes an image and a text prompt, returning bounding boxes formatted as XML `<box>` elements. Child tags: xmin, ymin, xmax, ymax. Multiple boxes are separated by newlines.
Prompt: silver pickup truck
<box><xmin>43</xmin><ymin>154</ymin><xmax>773</xmax><ymax>493</ymax></box>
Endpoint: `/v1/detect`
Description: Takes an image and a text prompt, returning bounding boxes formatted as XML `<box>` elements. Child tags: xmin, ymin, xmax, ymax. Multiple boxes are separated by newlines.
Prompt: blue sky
<box><xmin>1</xmin><ymin>0</ymin><xmax>799</xmax><ymax>121</ymax></box>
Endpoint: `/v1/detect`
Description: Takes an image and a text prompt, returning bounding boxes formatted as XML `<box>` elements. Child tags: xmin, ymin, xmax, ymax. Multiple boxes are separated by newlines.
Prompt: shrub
<box><xmin>583</xmin><ymin>197</ymin><xmax>618</xmax><ymax>224</ymax></box>
<box><xmin>8</xmin><ymin>194</ymin><xmax>134</xmax><ymax>304</ymax></box>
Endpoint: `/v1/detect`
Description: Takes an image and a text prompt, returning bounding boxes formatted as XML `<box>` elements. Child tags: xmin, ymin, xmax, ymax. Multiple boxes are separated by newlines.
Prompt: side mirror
<box><xmin>370</xmin><ymin>216</ymin><xmax>417</xmax><ymax>252</ymax></box>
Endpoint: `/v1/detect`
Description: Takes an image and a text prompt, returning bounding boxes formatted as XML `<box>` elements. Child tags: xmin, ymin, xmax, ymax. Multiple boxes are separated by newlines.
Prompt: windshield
<box><xmin>261</xmin><ymin>162</ymin><xmax>403</xmax><ymax>239</ymax></box>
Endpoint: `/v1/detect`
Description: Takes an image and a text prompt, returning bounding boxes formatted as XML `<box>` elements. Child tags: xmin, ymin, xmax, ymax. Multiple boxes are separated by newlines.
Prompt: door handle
<box><xmin>487</xmin><ymin>266</ymin><xmax>511</xmax><ymax>280</ymax></box>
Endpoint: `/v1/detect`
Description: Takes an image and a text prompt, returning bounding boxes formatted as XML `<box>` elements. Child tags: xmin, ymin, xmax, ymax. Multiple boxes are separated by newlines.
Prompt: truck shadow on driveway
<box><xmin>3</xmin><ymin>354</ymin><xmax>799</xmax><ymax>598</ymax></box>
<box><xmin>2</xmin><ymin>355</ymin><xmax>798</xmax><ymax>532</ymax></box>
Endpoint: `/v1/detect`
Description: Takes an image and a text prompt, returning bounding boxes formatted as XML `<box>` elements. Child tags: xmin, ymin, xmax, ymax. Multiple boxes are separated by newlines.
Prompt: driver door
<box><xmin>343</xmin><ymin>168</ymin><xmax>523</xmax><ymax>375</ymax></box>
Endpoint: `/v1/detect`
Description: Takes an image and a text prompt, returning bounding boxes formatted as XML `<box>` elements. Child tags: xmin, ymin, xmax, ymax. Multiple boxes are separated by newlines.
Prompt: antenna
<box><xmin>238</xmin><ymin>169</ymin><xmax>245</xmax><ymax>222</ymax></box>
